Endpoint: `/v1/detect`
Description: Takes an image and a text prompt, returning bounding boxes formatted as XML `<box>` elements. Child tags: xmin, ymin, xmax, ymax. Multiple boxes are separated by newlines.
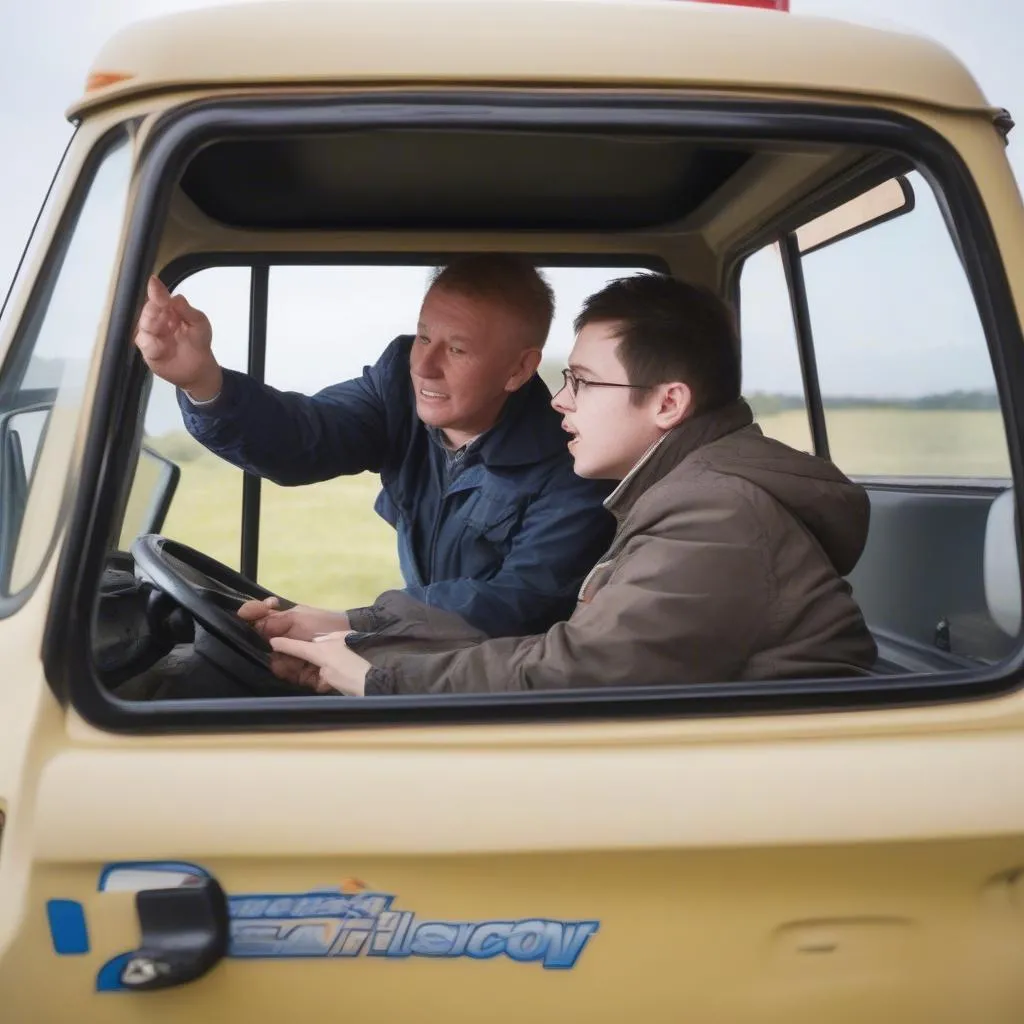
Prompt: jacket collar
<box><xmin>605</xmin><ymin>399</ymin><xmax>755</xmax><ymax>522</ymax></box>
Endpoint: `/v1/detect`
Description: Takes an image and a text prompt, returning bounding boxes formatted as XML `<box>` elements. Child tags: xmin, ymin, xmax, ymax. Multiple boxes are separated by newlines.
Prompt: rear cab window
<box><xmin>739</xmin><ymin>169</ymin><xmax>1016</xmax><ymax>667</ymax></box>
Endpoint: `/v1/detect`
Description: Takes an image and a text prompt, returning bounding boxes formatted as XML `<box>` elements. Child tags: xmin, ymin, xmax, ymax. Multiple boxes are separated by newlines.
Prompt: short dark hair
<box><xmin>430</xmin><ymin>254</ymin><xmax>555</xmax><ymax>349</ymax></box>
<box><xmin>573</xmin><ymin>274</ymin><xmax>740</xmax><ymax>414</ymax></box>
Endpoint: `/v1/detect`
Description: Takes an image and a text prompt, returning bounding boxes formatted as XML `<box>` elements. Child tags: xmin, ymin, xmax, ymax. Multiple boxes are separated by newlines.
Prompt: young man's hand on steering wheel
<box><xmin>237</xmin><ymin>597</ymin><xmax>350</xmax><ymax>641</ymax></box>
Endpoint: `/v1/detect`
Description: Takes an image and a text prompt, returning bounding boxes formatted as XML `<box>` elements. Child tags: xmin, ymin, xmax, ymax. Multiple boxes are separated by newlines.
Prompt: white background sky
<box><xmin>2</xmin><ymin>0</ymin><xmax>1022</xmax><ymax>433</ymax></box>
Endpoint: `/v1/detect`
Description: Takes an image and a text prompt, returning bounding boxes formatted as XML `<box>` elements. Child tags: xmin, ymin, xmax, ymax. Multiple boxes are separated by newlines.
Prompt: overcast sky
<box><xmin>2</xmin><ymin>0</ymin><xmax>1019</xmax><ymax>277</ymax></box>
<box><xmin>2</xmin><ymin>0</ymin><xmax>1022</xmax><ymax>429</ymax></box>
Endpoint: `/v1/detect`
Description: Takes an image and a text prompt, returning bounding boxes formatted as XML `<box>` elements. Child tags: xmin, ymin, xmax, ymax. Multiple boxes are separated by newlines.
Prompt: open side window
<box><xmin>41</xmin><ymin>94</ymin><xmax>1024</xmax><ymax>731</ymax></box>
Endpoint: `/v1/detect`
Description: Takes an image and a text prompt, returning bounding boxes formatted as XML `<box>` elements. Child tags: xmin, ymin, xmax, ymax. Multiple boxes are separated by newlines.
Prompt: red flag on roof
<box><xmin>693</xmin><ymin>0</ymin><xmax>789</xmax><ymax>9</ymax></box>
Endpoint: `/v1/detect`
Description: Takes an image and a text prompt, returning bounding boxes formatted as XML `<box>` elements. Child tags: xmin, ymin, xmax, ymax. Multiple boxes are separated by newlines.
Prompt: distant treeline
<box><xmin>747</xmin><ymin>390</ymin><xmax>1000</xmax><ymax>416</ymax></box>
<box><xmin>536</xmin><ymin>363</ymin><xmax>999</xmax><ymax>414</ymax></box>
<box><xmin>148</xmin><ymin>386</ymin><xmax>1001</xmax><ymax>462</ymax></box>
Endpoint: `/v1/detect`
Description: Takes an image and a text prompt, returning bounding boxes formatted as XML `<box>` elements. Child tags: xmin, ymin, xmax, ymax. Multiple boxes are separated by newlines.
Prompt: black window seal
<box><xmin>40</xmin><ymin>91</ymin><xmax>1024</xmax><ymax>732</ymax></box>
<box><xmin>241</xmin><ymin>265</ymin><xmax>269</xmax><ymax>579</ymax></box>
<box><xmin>0</xmin><ymin>125</ymin><xmax>133</xmax><ymax>622</ymax></box>
<box><xmin>779</xmin><ymin>232</ymin><xmax>830</xmax><ymax>460</ymax></box>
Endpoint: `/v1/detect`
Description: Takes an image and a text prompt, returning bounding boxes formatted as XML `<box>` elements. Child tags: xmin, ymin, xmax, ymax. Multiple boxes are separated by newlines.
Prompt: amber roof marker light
<box><xmin>85</xmin><ymin>71</ymin><xmax>135</xmax><ymax>93</ymax></box>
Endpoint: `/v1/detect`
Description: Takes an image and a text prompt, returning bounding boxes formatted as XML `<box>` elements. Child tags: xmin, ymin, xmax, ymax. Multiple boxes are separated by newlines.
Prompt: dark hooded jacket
<box><xmin>345</xmin><ymin>399</ymin><xmax>878</xmax><ymax>694</ymax></box>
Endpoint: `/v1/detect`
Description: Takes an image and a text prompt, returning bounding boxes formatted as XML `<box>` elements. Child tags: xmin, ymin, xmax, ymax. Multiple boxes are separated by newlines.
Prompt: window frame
<box><xmin>43</xmin><ymin>92</ymin><xmax>1024</xmax><ymax>732</ymax></box>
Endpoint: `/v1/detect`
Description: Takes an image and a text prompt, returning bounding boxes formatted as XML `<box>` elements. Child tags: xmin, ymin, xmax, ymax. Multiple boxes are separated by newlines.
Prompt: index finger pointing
<box><xmin>146</xmin><ymin>275</ymin><xmax>172</xmax><ymax>307</ymax></box>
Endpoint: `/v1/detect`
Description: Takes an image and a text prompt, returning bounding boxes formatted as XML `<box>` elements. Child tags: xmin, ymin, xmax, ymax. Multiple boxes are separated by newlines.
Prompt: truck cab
<box><xmin>1</xmin><ymin>2</ymin><xmax>1023</xmax><ymax>1020</ymax></box>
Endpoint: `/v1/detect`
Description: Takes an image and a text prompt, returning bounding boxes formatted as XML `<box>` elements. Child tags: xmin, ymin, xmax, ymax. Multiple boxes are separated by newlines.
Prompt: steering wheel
<box><xmin>130</xmin><ymin>534</ymin><xmax>285</xmax><ymax>672</ymax></box>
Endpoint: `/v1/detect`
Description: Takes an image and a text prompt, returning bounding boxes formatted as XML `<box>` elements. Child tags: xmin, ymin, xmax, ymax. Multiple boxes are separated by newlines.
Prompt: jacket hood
<box><xmin>609</xmin><ymin>399</ymin><xmax>870</xmax><ymax>576</ymax></box>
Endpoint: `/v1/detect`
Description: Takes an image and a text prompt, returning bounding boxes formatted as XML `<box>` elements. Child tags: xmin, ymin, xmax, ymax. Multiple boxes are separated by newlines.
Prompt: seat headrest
<box><xmin>984</xmin><ymin>488</ymin><xmax>1021</xmax><ymax>637</ymax></box>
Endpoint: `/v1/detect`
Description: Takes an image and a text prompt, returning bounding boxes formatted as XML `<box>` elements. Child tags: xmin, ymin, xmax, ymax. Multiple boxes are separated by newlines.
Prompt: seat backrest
<box><xmin>984</xmin><ymin>488</ymin><xmax>1021</xmax><ymax>637</ymax></box>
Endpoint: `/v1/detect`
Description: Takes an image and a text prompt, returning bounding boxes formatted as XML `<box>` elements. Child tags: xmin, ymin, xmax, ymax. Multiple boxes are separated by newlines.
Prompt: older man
<box><xmin>134</xmin><ymin>254</ymin><xmax>614</xmax><ymax>637</ymax></box>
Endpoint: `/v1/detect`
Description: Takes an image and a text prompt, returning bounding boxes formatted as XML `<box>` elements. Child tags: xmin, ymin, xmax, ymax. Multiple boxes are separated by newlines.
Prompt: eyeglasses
<box><xmin>560</xmin><ymin>368</ymin><xmax>652</xmax><ymax>399</ymax></box>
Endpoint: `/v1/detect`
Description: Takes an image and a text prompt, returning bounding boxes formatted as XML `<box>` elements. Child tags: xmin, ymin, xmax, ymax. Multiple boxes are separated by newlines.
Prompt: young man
<box><xmin>257</xmin><ymin>274</ymin><xmax>878</xmax><ymax>695</ymax></box>
<box><xmin>134</xmin><ymin>254</ymin><xmax>614</xmax><ymax>637</ymax></box>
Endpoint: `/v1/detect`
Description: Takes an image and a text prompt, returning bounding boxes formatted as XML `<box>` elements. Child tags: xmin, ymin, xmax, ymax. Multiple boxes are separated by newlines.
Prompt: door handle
<box><xmin>89</xmin><ymin>861</ymin><xmax>229</xmax><ymax>993</ymax></box>
<box><xmin>109</xmin><ymin>876</ymin><xmax>229</xmax><ymax>992</ymax></box>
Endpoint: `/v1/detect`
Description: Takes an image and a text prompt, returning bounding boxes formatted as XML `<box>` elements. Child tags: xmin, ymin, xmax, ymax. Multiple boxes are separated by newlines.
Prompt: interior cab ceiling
<box><xmin>179</xmin><ymin>130</ymin><xmax>756</xmax><ymax>231</ymax></box>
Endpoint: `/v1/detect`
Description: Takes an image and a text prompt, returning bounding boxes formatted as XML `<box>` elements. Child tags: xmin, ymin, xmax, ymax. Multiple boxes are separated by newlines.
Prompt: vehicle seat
<box><xmin>984</xmin><ymin>487</ymin><xmax>1021</xmax><ymax>637</ymax></box>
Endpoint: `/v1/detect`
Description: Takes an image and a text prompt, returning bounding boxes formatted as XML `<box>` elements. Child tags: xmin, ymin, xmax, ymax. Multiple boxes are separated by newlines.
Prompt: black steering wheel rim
<box><xmin>130</xmin><ymin>534</ymin><xmax>279</xmax><ymax>669</ymax></box>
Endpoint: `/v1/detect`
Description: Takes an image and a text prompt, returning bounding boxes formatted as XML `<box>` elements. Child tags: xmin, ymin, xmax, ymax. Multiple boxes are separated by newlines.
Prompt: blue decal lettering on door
<box><xmin>62</xmin><ymin>862</ymin><xmax>601</xmax><ymax>990</ymax></box>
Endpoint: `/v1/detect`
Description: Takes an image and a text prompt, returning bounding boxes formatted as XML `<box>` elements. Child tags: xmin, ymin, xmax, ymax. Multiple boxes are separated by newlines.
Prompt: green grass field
<box><xmin>157</xmin><ymin>460</ymin><xmax>403</xmax><ymax>610</ymax></box>
<box><xmin>145</xmin><ymin>408</ymin><xmax>1011</xmax><ymax>610</ymax></box>
<box><xmin>755</xmin><ymin>408</ymin><xmax>1011</xmax><ymax>478</ymax></box>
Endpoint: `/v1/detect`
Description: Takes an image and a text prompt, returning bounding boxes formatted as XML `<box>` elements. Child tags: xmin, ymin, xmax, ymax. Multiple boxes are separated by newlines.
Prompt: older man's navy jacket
<box><xmin>178</xmin><ymin>336</ymin><xmax>614</xmax><ymax>636</ymax></box>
